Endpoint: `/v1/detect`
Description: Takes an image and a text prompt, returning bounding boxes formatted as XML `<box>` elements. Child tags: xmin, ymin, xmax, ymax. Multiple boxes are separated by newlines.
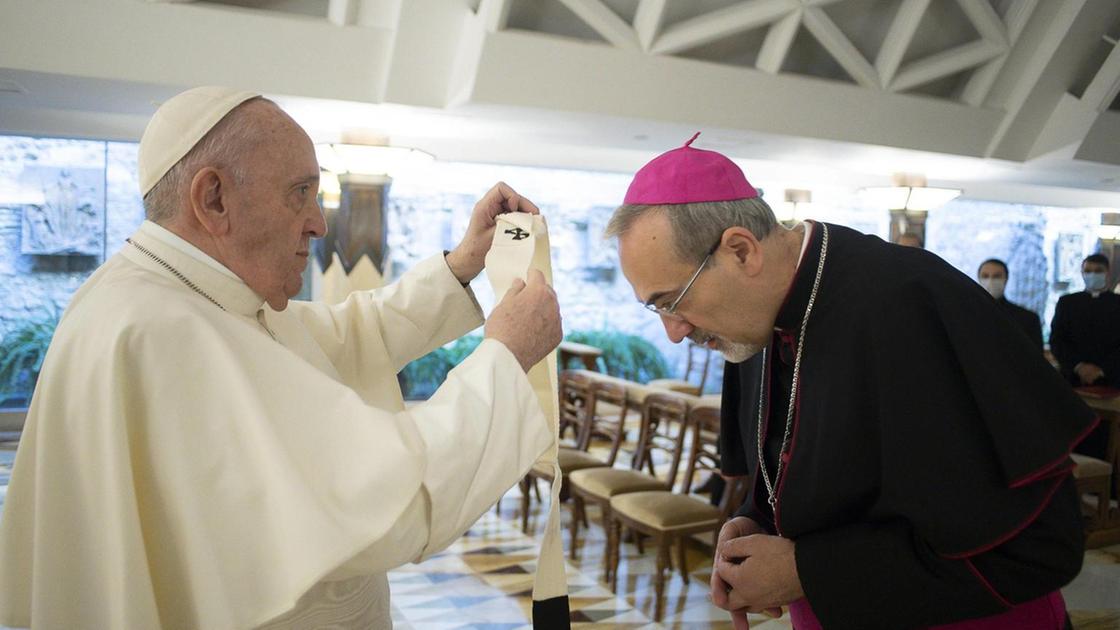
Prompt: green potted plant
<box><xmin>0</xmin><ymin>311</ymin><xmax>58</xmax><ymax>409</ymax></box>
<box><xmin>399</xmin><ymin>335</ymin><xmax>483</xmax><ymax>400</ymax></box>
<box><xmin>563</xmin><ymin>329</ymin><xmax>669</xmax><ymax>383</ymax></box>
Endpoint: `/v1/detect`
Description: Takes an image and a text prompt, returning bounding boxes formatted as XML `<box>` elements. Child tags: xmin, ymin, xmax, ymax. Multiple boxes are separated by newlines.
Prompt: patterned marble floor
<box><xmin>0</xmin><ymin>435</ymin><xmax>1115</xmax><ymax>628</ymax></box>
<box><xmin>389</xmin><ymin>488</ymin><xmax>790</xmax><ymax>629</ymax></box>
<box><xmin>390</xmin><ymin>481</ymin><xmax>1120</xmax><ymax>630</ymax></box>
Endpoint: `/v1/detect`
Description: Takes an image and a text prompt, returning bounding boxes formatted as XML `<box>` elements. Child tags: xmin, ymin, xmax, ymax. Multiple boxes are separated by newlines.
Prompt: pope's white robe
<box><xmin>0</xmin><ymin>221</ymin><xmax>552</xmax><ymax>629</ymax></box>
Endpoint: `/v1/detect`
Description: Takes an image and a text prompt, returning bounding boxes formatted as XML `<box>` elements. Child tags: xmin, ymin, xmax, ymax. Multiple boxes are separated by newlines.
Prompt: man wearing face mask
<box><xmin>1050</xmin><ymin>254</ymin><xmax>1120</xmax><ymax>465</ymax></box>
<box><xmin>606</xmin><ymin>135</ymin><xmax>1094</xmax><ymax>630</ymax></box>
<box><xmin>977</xmin><ymin>258</ymin><xmax>1043</xmax><ymax>350</ymax></box>
<box><xmin>1050</xmin><ymin>253</ymin><xmax>1120</xmax><ymax>390</ymax></box>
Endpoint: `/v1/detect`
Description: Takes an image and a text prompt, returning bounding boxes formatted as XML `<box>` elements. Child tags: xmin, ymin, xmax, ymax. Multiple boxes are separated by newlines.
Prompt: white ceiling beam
<box><xmin>1075</xmin><ymin>110</ymin><xmax>1120</xmax><ymax>166</ymax></box>
<box><xmin>984</xmin><ymin>0</ymin><xmax>1098</xmax><ymax>159</ymax></box>
<box><xmin>1082</xmin><ymin>41</ymin><xmax>1120</xmax><ymax>112</ymax></box>
<box><xmin>960</xmin><ymin>59</ymin><xmax>1003</xmax><ymax>107</ymax></box>
<box><xmin>327</xmin><ymin>0</ymin><xmax>358</xmax><ymax>26</ymax></box>
<box><xmin>651</xmin><ymin>0</ymin><xmax>797</xmax><ymax>56</ymax></box>
<box><xmin>557</xmin><ymin>0</ymin><xmax>639</xmax><ymax>50</ymax></box>
<box><xmin>633</xmin><ymin>0</ymin><xmax>668</xmax><ymax>52</ymax></box>
<box><xmin>756</xmin><ymin>10</ymin><xmax>801</xmax><ymax>74</ymax></box>
<box><xmin>960</xmin><ymin>0</ymin><xmax>1038</xmax><ymax>106</ymax></box>
<box><xmin>956</xmin><ymin>0</ymin><xmax>1008</xmax><ymax>47</ymax></box>
<box><xmin>801</xmin><ymin>7</ymin><xmax>879</xmax><ymax>89</ymax></box>
<box><xmin>469</xmin><ymin>29</ymin><xmax>1004</xmax><ymax>157</ymax></box>
<box><xmin>875</xmin><ymin>0</ymin><xmax>929</xmax><ymax>87</ymax></box>
<box><xmin>891</xmin><ymin>40</ymin><xmax>1004</xmax><ymax>92</ymax></box>
<box><xmin>1004</xmin><ymin>0</ymin><xmax>1040</xmax><ymax>42</ymax></box>
<box><xmin>478</xmin><ymin>0</ymin><xmax>511</xmax><ymax>32</ymax></box>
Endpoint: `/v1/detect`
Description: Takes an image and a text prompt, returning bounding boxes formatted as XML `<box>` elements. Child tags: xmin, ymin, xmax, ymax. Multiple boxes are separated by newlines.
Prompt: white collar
<box><xmin>142</xmin><ymin>220</ymin><xmax>241</xmax><ymax>280</ymax></box>
<box><xmin>795</xmin><ymin>221</ymin><xmax>813</xmax><ymax>270</ymax></box>
<box><xmin>123</xmin><ymin>222</ymin><xmax>266</xmax><ymax>317</ymax></box>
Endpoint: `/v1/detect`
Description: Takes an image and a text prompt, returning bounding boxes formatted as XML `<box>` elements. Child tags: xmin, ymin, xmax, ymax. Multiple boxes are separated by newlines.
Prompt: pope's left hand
<box><xmin>715</xmin><ymin>534</ymin><xmax>804</xmax><ymax>614</ymax></box>
<box><xmin>445</xmin><ymin>181</ymin><xmax>540</xmax><ymax>284</ymax></box>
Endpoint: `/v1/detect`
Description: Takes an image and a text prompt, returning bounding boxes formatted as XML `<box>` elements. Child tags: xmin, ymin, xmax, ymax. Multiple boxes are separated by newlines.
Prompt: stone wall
<box><xmin>0</xmin><ymin>134</ymin><xmax>1110</xmax><ymax>406</ymax></box>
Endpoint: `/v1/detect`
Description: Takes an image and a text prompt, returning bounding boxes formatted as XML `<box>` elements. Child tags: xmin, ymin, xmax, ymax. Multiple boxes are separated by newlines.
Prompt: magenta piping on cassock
<box><xmin>964</xmin><ymin>558</ymin><xmax>1012</xmax><ymax>608</ymax></box>
<box><xmin>941</xmin><ymin>473</ymin><xmax>1069</xmax><ymax>560</ymax></box>
<box><xmin>1010</xmin><ymin>415</ymin><xmax>1099</xmax><ymax>489</ymax></box>
<box><xmin>942</xmin><ymin>411</ymin><xmax>1098</xmax><ymax>560</ymax></box>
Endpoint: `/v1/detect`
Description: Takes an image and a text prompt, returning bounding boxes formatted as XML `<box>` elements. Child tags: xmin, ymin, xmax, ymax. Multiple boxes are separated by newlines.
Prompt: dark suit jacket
<box><xmin>995</xmin><ymin>297</ymin><xmax>1042</xmax><ymax>350</ymax></box>
<box><xmin>1050</xmin><ymin>290</ymin><xmax>1120</xmax><ymax>387</ymax></box>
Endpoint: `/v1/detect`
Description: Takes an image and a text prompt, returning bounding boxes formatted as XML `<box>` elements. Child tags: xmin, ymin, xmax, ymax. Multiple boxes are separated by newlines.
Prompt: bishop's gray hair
<box><xmin>142</xmin><ymin>96</ymin><xmax>273</xmax><ymax>224</ymax></box>
<box><xmin>604</xmin><ymin>197</ymin><xmax>779</xmax><ymax>265</ymax></box>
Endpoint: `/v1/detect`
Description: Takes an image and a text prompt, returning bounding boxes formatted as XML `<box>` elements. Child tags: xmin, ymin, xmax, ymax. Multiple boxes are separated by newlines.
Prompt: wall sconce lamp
<box><xmin>315</xmin><ymin>143</ymin><xmax>435</xmax><ymax>209</ymax></box>
<box><xmin>776</xmin><ymin>189</ymin><xmax>812</xmax><ymax>223</ymax></box>
<box><xmin>860</xmin><ymin>173</ymin><xmax>961</xmax><ymax>211</ymax></box>
<box><xmin>1097</xmin><ymin>211</ymin><xmax>1120</xmax><ymax>241</ymax></box>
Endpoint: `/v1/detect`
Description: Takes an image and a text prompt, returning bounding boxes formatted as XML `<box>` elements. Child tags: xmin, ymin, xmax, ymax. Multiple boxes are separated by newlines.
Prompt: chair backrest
<box><xmin>681</xmin><ymin>405</ymin><xmax>750</xmax><ymax>520</ymax></box>
<box><xmin>633</xmin><ymin>393</ymin><xmax>691</xmax><ymax>489</ymax></box>
<box><xmin>558</xmin><ymin>370</ymin><xmax>593</xmax><ymax>449</ymax></box>
<box><xmin>580</xmin><ymin>379</ymin><xmax>628</xmax><ymax>465</ymax></box>
<box><xmin>680</xmin><ymin>405</ymin><xmax>721</xmax><ymax>494</ymax></box>
<box><xmin>684</xmin><ymin>341</ymin><xmax>714</xmax><ymax>393</ymax></box>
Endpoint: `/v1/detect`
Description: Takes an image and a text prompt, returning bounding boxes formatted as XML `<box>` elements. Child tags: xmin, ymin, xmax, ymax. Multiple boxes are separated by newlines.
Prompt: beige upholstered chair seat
<box><xmin>569</xmin><ymin>468</ymin><xmax>666</xmax><ymax>499</ymax></box>
<box><xmin>1072</xmin><ymin>453</ymin><xmax>1113</xmax><ymax>478</ymax></box>
<box><xmin>532</xmin><ymin>448</ymin><xmax>605</xmax><ymax>477</ymax></box>
<box><xmin>699</xmin><ymin>394</ymin><xmax>722</xmax><ymax>408</ymax></box>
<box><xmin>610</xmin><ymin>491</ymin><xmax>720</xmax><ymax>529</ymax></box>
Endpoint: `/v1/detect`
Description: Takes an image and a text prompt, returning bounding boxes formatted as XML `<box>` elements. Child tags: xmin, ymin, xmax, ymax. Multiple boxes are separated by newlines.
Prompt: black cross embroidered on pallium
<box><xmin>505</xmin><ymin>227</ymin><xmax>529</xmax><ymax>241</ymax></box>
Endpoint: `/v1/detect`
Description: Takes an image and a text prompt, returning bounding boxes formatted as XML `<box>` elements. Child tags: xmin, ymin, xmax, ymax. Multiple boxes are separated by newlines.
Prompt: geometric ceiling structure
<box><xmin>508</xmin><ymin>0</ymin><xmax>1031</xmax><ymax>105</ymax></box>
<box><xmin>474</xmin><ymin>0</ymin><xmax>1120</xmax><ymax>166</ymax></box>
<box><xmin>1</xmin><ymin>0</ymin><xmax>1119</xmax><ymax>205</ymax></box>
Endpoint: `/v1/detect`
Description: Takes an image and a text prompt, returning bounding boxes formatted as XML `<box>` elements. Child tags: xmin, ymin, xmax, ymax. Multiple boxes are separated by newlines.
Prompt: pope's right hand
<box><xmin>485</xmin><ymin>269</ymin><xmax>562</xmax><ymax>372</ymax></box>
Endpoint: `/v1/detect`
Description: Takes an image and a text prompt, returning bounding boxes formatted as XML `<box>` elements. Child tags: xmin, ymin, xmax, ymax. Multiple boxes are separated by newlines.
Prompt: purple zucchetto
<box><xmin>623</xmin><ymin>132</ymin><xmax>758</xmax><ymax>205</ymax></box>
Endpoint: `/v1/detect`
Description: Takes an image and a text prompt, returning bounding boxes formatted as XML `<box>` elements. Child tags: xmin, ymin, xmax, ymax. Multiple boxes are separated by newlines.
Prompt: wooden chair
<box><xmin>567</xmin><ymin>393</ymin><xmax>690</xmax><ymax>580</ymax></box>
<box><xmin>1072</xmin><ymin>453</ymin><xmax>1113</xmax><ymax>540</ymax></box>
<box><xmin>607</xmin><ymin>405</ymin><xmax>748</xmax><ymax>621</ymax></box>
<box><xmin>517</xmin><ymin>371</ymin><xmax>610</xmax><ymax>534</ymax></box>
<box><xmin>578</xmin><ymin>378</ymin><xmax>630</xmax><ymax>463</ymax></box>
<box><xmin>558</xmin><ymin>370</ymin><xmax>593</xmax><ymax>446</ymax></box>
<box><xmin>647</xmin><ymin>341</ymin><xmax>713</xmax><ymax>396</ymax></box>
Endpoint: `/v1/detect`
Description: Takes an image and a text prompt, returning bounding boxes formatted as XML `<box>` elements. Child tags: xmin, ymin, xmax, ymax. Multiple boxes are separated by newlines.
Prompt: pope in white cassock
<box><xmin>0</xmin><ymin>87</ymin><xmax>563</xmax><ymax>629</ymax></box>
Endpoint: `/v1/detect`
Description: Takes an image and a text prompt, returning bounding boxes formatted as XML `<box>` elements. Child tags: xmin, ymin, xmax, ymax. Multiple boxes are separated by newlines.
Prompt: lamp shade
<box><xmin>315</xmin><ymin>143</ymin><xmax>434</xmax><ymax>178</ymax></box>
<box><xmin>860</xmin><ymin>173</ymin><xmax>961</xmax><ymax>211</ymax></box>
<box><xmin>1097</xmin><ymin>211</ymin><xmax>1120</xmax><ymax>240</ymax></box>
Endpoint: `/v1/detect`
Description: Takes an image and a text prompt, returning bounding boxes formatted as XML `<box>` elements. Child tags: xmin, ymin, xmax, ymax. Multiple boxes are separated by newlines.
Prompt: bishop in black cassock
<box><xmin>720</xmin><ymin>223</ymin><xmax>1093</xmax><ymax>629</ymax></box>
<box><xmin>608</xmin><ymin>135</ymin><xmax>1094</xmax><ymax>630</ymax></box>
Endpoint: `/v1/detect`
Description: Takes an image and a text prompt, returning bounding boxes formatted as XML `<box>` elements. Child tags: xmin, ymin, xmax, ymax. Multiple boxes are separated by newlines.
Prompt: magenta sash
<box><xmin>788</xmin><ymin>591</ymin><xmax>1066</xmax><ymax>630</ymax></box>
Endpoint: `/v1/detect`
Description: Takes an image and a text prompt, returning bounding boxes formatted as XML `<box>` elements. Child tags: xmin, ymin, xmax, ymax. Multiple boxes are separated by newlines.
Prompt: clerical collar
<box><xmin>122</xmin><ymin>221</ymin><xmax>267</xmax><ymax>317</ymax></box>
<box><xmin>773</xmin><ymin>221</ymin><xmax>821</xmax><ymax>332</ymax></box>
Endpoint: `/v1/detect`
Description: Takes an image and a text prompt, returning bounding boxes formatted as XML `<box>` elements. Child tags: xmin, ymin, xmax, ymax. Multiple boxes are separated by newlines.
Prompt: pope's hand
<box><xmin>445</xmin><ymin>182</ymin><xmax>540</xmax><ymax>284</ymax></box>
<box><xmin>485</xmin><ymin>269</ymin><xmax>562</xmax><ymax>371</ymax></box>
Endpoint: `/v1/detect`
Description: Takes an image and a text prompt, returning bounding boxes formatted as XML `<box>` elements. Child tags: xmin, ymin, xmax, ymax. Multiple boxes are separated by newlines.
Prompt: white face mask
<box><xmin>1083</xmin><ymin>272</ymin><xmax>1108</xmax><ymax>292</ymax></box>
<box><xmin>979</xmin><ymin>277</ymin><xmax>1006</xmax><ymax>300</ymax></box>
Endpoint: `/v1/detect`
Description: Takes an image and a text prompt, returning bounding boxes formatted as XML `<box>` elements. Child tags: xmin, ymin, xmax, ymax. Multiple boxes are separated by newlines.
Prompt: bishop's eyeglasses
<box><xmin>643</xmin><ymin>241</ymin><xmax>721</xmax><ymax>320</ymax></box>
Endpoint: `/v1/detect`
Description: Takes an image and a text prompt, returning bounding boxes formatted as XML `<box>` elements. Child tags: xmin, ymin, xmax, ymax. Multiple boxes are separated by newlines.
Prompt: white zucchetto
<box><xmin>138</xmin><ymin>86</ymin><xmax>259</xmax><ymax>196</ymax></box>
